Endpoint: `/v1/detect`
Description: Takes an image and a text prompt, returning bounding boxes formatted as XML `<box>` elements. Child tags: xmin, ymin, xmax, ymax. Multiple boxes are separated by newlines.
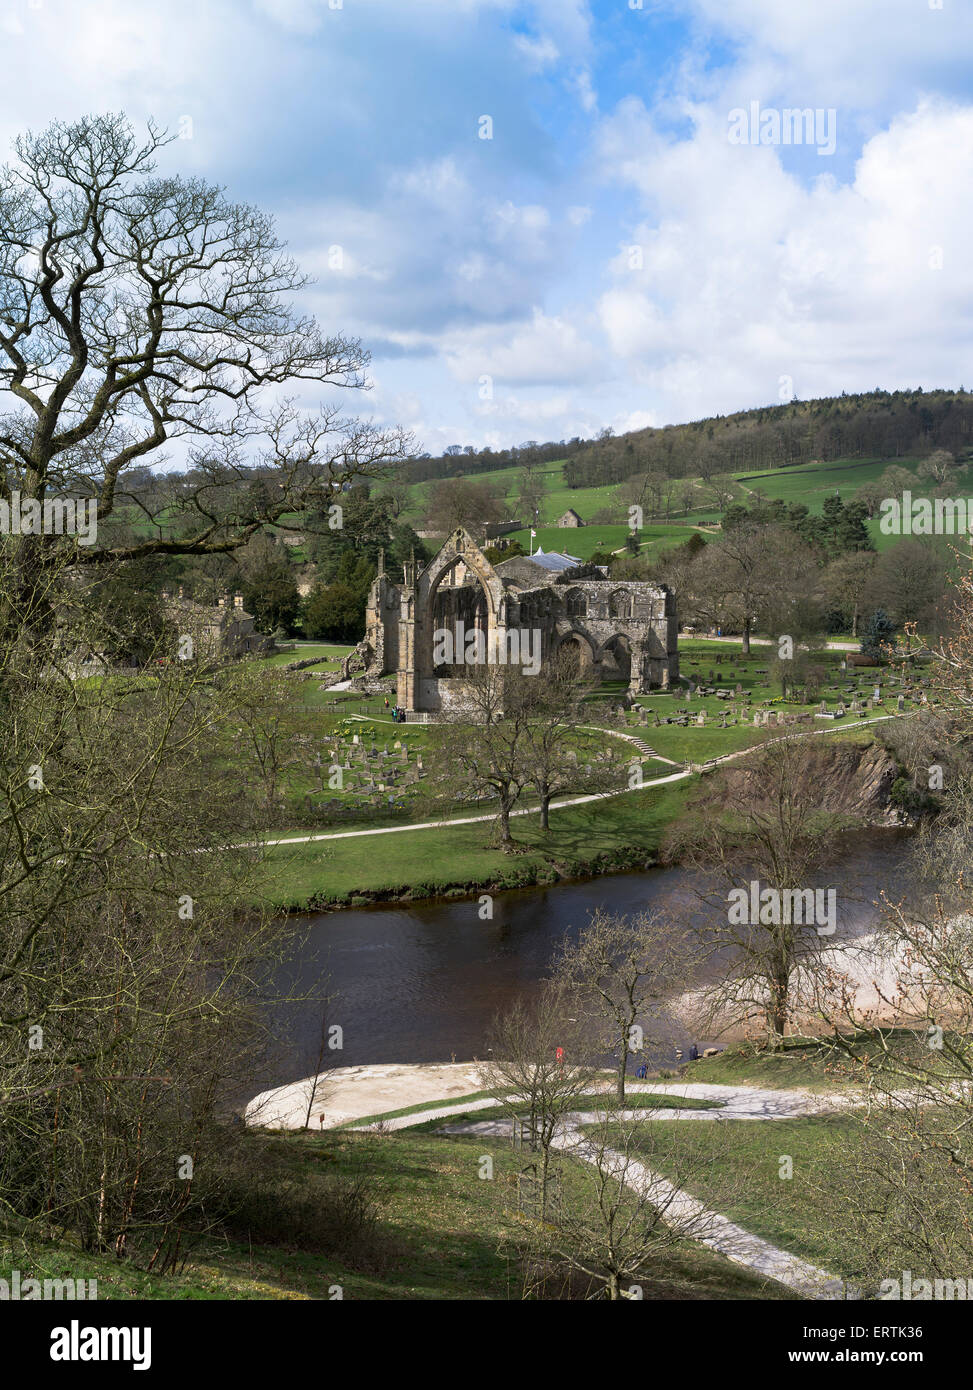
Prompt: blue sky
<box><xmin>1</xmin><ymin>0</ymin><xmax>972</xmax><ymax>452</ymax></box>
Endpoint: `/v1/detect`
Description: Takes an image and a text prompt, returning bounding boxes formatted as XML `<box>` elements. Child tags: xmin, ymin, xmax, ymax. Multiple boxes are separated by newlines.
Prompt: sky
<box><xmin>1</xmin><ymin>0</ymin><xmax>972</xmax><ymax>453</ymax></box>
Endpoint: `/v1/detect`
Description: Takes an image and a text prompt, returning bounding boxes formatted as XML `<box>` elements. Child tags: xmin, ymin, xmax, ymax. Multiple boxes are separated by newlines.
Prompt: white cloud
<box><xmin>595</xmin><ymin>97</ymin><xmax>973</xmax><ymax>421</ymax></box>
<box><xmin>444</xmin><ymin>309</ymin><xmax>602</xmax><ymax>387</ymax></box>
<box><xmin>514</xmin><ymin>33</ymin><xmax>560</xmax><ymax>69</ymax></box>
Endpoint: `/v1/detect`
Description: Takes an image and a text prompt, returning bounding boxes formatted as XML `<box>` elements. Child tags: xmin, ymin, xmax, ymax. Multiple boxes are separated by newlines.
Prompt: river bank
<box><xmin>257</xmin><ymin>729</ymin><xmax>900</xmax><ymax>912</ymax></box>
<box><xmin>258</xmin><ymin>780</ymin><xmax>692</xmax><ymax>911</ymax></box>
<box><xmin>264</xmin><ymin>829</ymin><xmax>911</xmax><ymax>1075</ymax></box>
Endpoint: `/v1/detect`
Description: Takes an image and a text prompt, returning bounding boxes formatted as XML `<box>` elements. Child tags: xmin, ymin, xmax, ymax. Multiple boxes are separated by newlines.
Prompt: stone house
<box><xmin>162</xmin><ymin>591</ymin><xmax>272</xmax><ymax>663</ymax></box>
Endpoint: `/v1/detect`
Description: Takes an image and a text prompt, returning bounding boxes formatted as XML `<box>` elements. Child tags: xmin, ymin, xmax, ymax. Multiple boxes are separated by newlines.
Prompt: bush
<box><xmin>213</xmin><ymin>1138</ymin><xmax>394</xmax><ymax>1270</ymax></box>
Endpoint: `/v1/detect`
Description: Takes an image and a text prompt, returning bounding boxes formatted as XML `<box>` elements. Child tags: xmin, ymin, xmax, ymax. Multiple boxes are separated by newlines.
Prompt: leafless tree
<box><xmin>521</xmin><ymin>1109</ymin><xmax>735</xmax><ymax>1301</ymax></box>
<box><xmin>0</xmin><ymin>113</ymin><xmax>408</xmax><ymax>631</ymax></box>
<box><xmin>486</xmin><ymin>984</ymin><xmax>595</xmax><ymax>1221</ymax></box>
<box><xmin>666</xmin><ymin>740</ymin><xmax>852</xmax><ymax>1046</ymax></box>
<box><xmin>554</xmin><ymin>909</ymin><xmax>695</xmax><ymax>1103</ymax></box>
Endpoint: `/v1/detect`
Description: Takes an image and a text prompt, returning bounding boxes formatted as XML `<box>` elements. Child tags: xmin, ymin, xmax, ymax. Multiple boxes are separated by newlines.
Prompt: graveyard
<box><xmin>254</xmin><ymin>633</ymin><xmax>925</xmax><ymax>909</ymax></box>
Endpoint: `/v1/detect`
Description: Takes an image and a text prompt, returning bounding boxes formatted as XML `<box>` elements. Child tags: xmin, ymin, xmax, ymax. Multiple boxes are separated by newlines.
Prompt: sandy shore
<box><xmin>246</xmin><ymin>1061</ymin><xmax>491</xmax><ymax>1129</ymax></box>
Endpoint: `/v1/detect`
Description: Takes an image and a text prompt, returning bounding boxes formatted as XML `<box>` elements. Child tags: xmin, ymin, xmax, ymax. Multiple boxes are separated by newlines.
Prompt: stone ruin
<box><xmin>362</xmin><ymin>527</ymin><xmax>679</xmax><ymax>717</ymax></box>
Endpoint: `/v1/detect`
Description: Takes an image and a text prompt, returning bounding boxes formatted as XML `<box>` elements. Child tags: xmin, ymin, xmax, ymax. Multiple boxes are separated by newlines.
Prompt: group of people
<box><xmin>634</xmin><ymin>1043</ymin><xmax>700</xmax><ymax>1080</ymax></box>
<box><xmin>383</xmin><ymin>696</ymin><xmax>406</xmax><ymax>723</ymax></box>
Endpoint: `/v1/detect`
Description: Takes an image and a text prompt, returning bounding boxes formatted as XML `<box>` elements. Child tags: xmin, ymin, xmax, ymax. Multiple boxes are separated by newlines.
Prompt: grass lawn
<box><xmin>596</xmin><ymin>1114</ymin><xmax>872</xmax><ymax>1286</ymax></box>
<box><xmin>2</xmin><ymin>1127</ymin><xmax>794</xmax><ymax>1300</ymax></box>
<box><xmin>341</xmin><ymin>1087</ymin><xmax>720</xmax><ymax>1131</ymax></box>
<box><xmin>260</xmin><ymin>643</ymin><xmax>352</xmax><ymax>667</ymax></box>
<box><xmin>397</xmin><ymin>452</ymin><xmax>973</xmax><ymax>552</ymax></box>
<box><xmin>255</xmin><ymin>780</ymin><xmax>690</xmax><ymax>908</ymax></box>
<box><xmin>504</xmin><ymin>521</ymin><xmax>702</xmax><ymax>562</ymax></box>
<box><xmin>624</xmin><ymin>637</ymin><xmax>901</xmax><ymax>761</ymax></box>
<box><xmin>406</xmin><ymin>1092</ymin><xmax>722</xmax><ymax>1133</ymax></box>
<box><xmin>686</xmin><ymin>1033</ymin><xmax>936</xmax><ymax>1093</ymax></box>
<box><xmin>685</xmin><ymin>1042</ymin><xmax>865</xmax><ymax>1093</ymax></box>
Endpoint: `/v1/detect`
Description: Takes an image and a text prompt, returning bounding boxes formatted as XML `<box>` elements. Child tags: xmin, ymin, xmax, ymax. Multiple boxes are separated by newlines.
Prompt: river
<box><xmin>268</xmin><ymin>827</ymin><xmax>913</xmax><ymax>1081</ymax></box>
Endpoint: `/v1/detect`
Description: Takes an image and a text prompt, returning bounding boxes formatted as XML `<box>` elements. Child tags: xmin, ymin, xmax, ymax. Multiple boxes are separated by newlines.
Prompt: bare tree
<box><xmin>229</xmin><ymin>661</ymin><xmax>317</xmax><ymax>823</ymax></box>
<box><xmin>486</xmin><ymin>985</ymin><xmax>595</xmax><ymax>1222</ymax></box>
<box><xmin>512</xmin><ymin>652</ymin><xmax>610</xmax><ymax>831</ymax></box>
<box><xmin>554</xmin><ymin>909</ymin><xmax>694</xmax><ymax>1103</ymax></box>
<box><xmin>917</xmin><ymin>449</ymin><xmax>957</xmax><ymax>487</ymax></box>
<box><xmin>666</xmin><ymin>740</ymin><xmax>852</xmax><ymax>1046</ymax></box>
<box><xmin>427</xmin><ymin>665</ymin><xmax>533</xmax><ymax>849</ymax></box>
<box><xmin>0</xmin><ymin>113</ymin><xmax>408</xmax><ymax>631</ymax></box>
<box><xmin>695</xmin><ymin>521</ymin><xmax>816</xmax><ymax>654</ymax></box>
<box><xmin>424</xmin><ymin>477</ymin><xmax>505</xmax><ymax>536</ymax></box>
<box><xmin>522</xmin><ymin>1110</ymin><xmax>733</xmax><ymax>1301</ymax></box>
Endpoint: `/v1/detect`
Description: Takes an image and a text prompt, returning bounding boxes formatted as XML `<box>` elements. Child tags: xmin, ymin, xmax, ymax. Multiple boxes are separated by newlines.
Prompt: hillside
<box><xmin>395</xmin><ymin>389</ymin><xmax>973</xmax><ymax>555</ymax></box>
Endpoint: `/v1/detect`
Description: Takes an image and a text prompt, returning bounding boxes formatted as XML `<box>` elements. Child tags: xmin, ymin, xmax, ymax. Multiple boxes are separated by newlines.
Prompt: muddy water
<box><xmin>268</xmin><ymin>828</ymin><xmax>913</xmax><ymax>1081</ymax></box>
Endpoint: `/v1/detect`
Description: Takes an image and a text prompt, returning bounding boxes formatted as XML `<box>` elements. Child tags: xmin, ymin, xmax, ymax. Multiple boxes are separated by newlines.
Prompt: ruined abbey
<box><xmin>355</xmin><ymin>528</ymin><xmax>679</xmax><ymax>717</ymax></box>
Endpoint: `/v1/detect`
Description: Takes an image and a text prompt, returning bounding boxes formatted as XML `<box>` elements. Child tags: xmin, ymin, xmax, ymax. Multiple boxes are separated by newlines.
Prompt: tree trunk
<box><xmin>497</xmin><ymin>797</ymin><xmax>513</xmax><ymax>850</ymax></box>
<box><xmin>741</xmin><ymin>618</ymin><xmax>751</xmax><ymax>656</ymax></box>
<box><xmin>616</xmin><ymin>1049</ymin><xmax>627</xmax><ymax>1104</ymax></box>
<box><xmin>539</xmin><ymin>791</ymin><xmax>550</xmax><ymax>831</ymax></box>
<box><xmin>767</xmin><ymin>969</ymin><xmax>790</xmax><ymax>1048</ymax></box>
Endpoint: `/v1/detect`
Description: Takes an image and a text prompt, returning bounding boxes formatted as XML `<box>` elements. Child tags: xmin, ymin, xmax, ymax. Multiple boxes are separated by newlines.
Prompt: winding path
<box><xmin>370</xmin><ymin>1080</ymin><xmax>859</xmax><ymax>1300</ymax></box>
<box><xmin>231</xmin><ymin>711</ymin><xmax>899</xmax><ymax>851</ymax></box>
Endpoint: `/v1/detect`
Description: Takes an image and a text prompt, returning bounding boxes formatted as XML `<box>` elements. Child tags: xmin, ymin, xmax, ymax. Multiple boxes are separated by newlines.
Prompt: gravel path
<box><xmin>427</xmin><ymin>1080</ymin><xmax>857</xmax><ymax>1300</ymax></box>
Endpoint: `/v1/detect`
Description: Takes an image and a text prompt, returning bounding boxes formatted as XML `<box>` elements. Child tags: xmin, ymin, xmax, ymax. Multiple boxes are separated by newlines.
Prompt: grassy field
<box><xmin>503</xmin><ymin>521</ymin><xmax>702</xmax><ymax>562</ymax></box>
<box><xmin>685</xmin><ymin>1041</ymin><xmax>865</xmax><ymax>1093</ymax></box>
<box><xmin>402</xmin><ymin>451</ymin><xmax>973</xmax><ymax>559</ymax></box>
<box><xmin>0</xmin><ymin>1126</ymin><xmax>794</xmax><ymax>1301</ymax></box>
<box><xmin>623</xmin><ymin>638</ymin><xmax>902</xmax><ymax>762</ymax></box>
<box><xmin>406</xmin><ymin>1092</ymin><xmax>721</xmax><ymax>1133</ymax></box>
<box><xmin>256</xmin><ymin>780</ymin><xmax>691</xmax><ymax>908</ymax></box>
<box><xmin>246</xmin><ymin>628</ymin><xmax>913</xmax><ymax>907</ymax></box>
<box><xmin>596</xmin><ymin>1113</ymin><xmax>872</xmax><ymax>1286</ymax></box>
<box><xmin>260</xmin><ymin>643</ymin><xmax>352</xmax><ymax>668</ymax></box>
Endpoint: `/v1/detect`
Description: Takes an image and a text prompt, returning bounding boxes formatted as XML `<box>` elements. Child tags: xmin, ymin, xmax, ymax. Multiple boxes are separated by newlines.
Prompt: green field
<box><xmin>247</xmin><ymin>630</ymin><xmax>912</xmax><ymax>907</ymax></box>
<box><xmin>1</xmin><ymin>1125</ymin><xmax>792</xmax><ymax>1301</ymax></box>
<box><xmin>504</xmin><ymin>521</ymin><xmax>703</xmax><ymax>562</ymax></box>
<box><xmin>403</xmin><ymin>451</ymin><xmax>973</xmax><ymax>560</ymax></box>
<box><xmin>256</xmin><ymin>780</ymin><xmax>691</xmax><ymax>909</ymax></box>
<box><xmin>260</xmin><ymin>643</ymin><xmax>352</xmax><ymax>668</ymax></box>
<box><xmin>596</xmin><ymin>1113</ymin><xmax>872</xmax><ymax>1286</ymax></box>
